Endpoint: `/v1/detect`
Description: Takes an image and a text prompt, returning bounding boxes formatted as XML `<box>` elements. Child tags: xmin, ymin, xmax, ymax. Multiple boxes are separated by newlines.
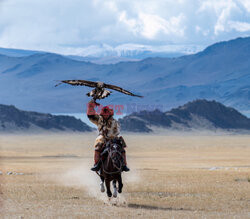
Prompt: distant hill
<box><xmin>0</xmin><ymin>37</ymin><xmax>249</xmax><ymax>113</ymax></box>
<box><xmin>2</xmin><ymin>100</ymin><xmax>249</xmax><ymax>133</ymax></box>
<box><xmin>0</xmin><ymin>47</ymin><xmax>42</xmax><ymax>57</ymax></box>
<box><xmin>0</xmin><ymin>46</ymin><xmax>187</xmax><ymax>64</ymax></box>
<box><xmin>119</xmin><ymin>100</ymin><xmax>250</xmax><ymax>133</ymax></box>
<box><xmin>0</xmin><ymin>104</ymin><xmax>93</xmax><ymax>132</ymax></box>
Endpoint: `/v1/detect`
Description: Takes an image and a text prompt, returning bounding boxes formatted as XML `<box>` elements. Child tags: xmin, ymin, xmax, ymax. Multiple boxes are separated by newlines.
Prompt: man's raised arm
<box><xmin>87</xmin><ymin>100</ymin><xmax>99</xmax><ymax>125</ymax></box>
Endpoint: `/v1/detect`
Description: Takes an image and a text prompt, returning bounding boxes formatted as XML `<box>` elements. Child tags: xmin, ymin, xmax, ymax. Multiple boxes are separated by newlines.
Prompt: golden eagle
<box><xmin>55</xmin><ymin>80</ymin><xmax>143</xmax><ymax>101</ymax></box>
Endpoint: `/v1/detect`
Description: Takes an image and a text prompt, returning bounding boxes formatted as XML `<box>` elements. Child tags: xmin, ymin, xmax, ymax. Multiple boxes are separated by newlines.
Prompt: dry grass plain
<box><xmin>0</xmin><ymin>133</ymin><xmax>250</xmax><ymax>218</ymax></box>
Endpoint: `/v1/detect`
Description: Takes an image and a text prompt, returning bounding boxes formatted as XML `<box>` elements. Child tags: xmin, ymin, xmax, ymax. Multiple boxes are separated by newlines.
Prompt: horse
<box><xmin>97</xmin><ymin>138</ymin><xmax>124</xmax><ymax>198</ymax></box>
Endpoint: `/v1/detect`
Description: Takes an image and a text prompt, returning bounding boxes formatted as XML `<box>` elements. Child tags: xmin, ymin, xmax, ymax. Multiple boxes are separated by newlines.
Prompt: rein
<box><xmin>98</xmin><ymin>141</ymin><xmax>123</xmax><ymax>175</ymax></box>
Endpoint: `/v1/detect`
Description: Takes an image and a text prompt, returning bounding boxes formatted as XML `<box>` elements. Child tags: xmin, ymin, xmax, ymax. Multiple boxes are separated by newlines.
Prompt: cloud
<box><xmin>238</xmin><ymin>0</ymin><xmax>250</xmax><ymax>12</ymax></box>
<box><xmin>214</xmin><ymin>2</ymin><xmax>237</xmax><ymax>35</ymax></box>
<box><xmin>229</xmin><ymin>21</ymin><xmax>250</xmax><ymax>32</ymax></box>
<box><xmin>0</xmin><ymin>0</ymin><xmax>249</xmax><ymax>54</ymax></box>
<box><xmin>118</xmin><ymin>11</ymin><xmax>139</xmax><ymax>35</ymax></box>
<box><xmin>197</xmin><ymin>0</ymin><xmax>250</xmax><ymax>36</ymax></box>
<box><xmin>198</xmin><ymin>0</ymin><xmax>239</xmax><ymax>35</ymax></box>
<box><xmin>139</xmin><ymin>13</ymin><xmax>185</xmax><ymax>39</ymax></box>
<box><xmin>119</xmin><ymin>11</ymin><xmax>185</xmax><ymax>39</ymax></box>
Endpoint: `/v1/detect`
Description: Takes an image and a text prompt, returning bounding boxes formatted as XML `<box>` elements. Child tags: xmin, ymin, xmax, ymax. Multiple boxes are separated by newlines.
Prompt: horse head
<box><xmin>109</xmin><ymin>141</ymin><xmax>123</xmax><ymax>170</ymax></box>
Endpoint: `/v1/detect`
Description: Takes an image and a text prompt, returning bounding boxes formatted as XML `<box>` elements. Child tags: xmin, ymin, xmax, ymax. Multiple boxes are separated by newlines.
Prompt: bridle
<box><xmin>98</xmin><ymin>140</ymin><xmax>123</xmax><ymax>175</ymax></box>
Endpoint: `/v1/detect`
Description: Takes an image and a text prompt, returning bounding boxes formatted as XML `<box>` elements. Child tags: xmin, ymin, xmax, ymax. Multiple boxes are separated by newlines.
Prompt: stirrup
<box><xmin>122</xmin><ymin>165</ymin><xmax>130</xmax><ymax>172</ymax></box>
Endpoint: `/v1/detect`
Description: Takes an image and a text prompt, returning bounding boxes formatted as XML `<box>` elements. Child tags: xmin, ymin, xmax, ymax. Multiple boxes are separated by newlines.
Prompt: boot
<box><xmin>119</xmin><ymin>136</ymin><xmax>127</xmax><ymax>148</ymax></box>
<box><xmin>91</xmin><ymin>150</ymin><xmax>101</xmax><ymax>171</ymax></box>
<box><xmin>122</xmin><ymin>165</ymin><xmax>130</xmax><ymax>172</ymax></box>
<box><xmin>122</xmin><ymin>151</ymin><xmax>130</xmax><ymax>172</ymax></box>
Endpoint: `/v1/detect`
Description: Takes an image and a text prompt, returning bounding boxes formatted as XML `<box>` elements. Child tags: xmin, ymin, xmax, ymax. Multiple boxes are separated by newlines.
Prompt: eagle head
<box><xmin>97</xmin><ymin>81</ymin><xmax>104</xmax><ymax>88</ymax></box>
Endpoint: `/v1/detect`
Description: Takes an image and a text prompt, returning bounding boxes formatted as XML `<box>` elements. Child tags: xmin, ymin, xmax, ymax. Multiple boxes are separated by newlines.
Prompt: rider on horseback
<box><xmin>87</xmin><ymin>100</ymin><xmax>130</xmax><ymax>172</ymax></box>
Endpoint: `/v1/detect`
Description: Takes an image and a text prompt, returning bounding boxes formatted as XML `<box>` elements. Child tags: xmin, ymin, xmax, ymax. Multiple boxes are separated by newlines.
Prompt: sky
<box><xmin>0</xmin><ymin>0</ymin><xmax>250</xmax><ymax>56</ymax></box>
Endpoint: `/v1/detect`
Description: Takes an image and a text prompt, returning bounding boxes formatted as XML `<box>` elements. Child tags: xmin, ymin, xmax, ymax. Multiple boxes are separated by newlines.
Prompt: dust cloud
<box><xmin>54</xmin><ymin>160</ymin><xmax>141</xmax><ymax>205</ymax></box>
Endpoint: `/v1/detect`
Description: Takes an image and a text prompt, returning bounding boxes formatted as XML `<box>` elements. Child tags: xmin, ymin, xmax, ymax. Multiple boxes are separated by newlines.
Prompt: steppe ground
<box><xmin>0</xmin><ymin>133</ymin><xmax>249</xmax><ymax>219</ymax></box>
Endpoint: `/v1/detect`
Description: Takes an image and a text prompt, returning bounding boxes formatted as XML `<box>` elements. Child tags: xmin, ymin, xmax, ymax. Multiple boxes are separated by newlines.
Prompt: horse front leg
<box><xmin>105</xmin><ymin>179</ymin><xmax>112</xmax><ymax>197</ymax></box>
<box><xmin>118</xmin><ymin>174</ymin><xmax>123</xmax><ymax>193</ymax></box>
<box><xmin>112</xmin><ymin>180</ymin><xmax>118</xmax><ymax>198</ymax></box>
<box><xmin>100</xmin><ymin>175</ymin><xmax>105</xmax><ymax>193</ymax></box>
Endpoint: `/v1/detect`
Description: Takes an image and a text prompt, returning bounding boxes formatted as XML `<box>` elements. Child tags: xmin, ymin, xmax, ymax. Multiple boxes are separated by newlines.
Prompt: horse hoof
<box><xmin>100</xmin><ymin>182</ymin><xmax>105</xmax><ymax>193</ymax></box>
<box><xmin>118</xmin><ymin>189</ymin><xmax>122</xmax><ymax>193</ymax></box>
<box><xmin>113</xmin><ymin>190</ymin><xmax>117</xmax><ymax>198</ymax></box>
<box><xmin>107</xmin><ymin>193</ymin><xmax>112</xmax><ymax>197</ymax></box>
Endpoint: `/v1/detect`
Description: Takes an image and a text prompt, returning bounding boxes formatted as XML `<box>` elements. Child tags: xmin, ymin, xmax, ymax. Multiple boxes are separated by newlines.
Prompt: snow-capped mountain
<box><xmin>0</xmin><ymin>43</ymin><xmax>205</xmax><ymax>64</ymax></box>
<box><xmin>67</xmin><ymin>43</ymin><xmax>204</xmax><ymax>58</ymax></box>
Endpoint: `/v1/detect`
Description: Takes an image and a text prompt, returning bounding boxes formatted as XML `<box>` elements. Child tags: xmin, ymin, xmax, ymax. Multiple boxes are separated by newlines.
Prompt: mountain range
<box><xmin>119</xmin><ymin>99</ymin><xmax>250</xmax><ymax>133</ymax></box>
<box><xmin>0</xmin><ymin>104</ymin><xmax>93</xmax><ymax>132</ymax></box>
<box><xmin>0</xmin><ymin>37</ymin><xmax>249</xmax><ymax>114</ymax></box>
<box><xmin>1</xmin><ymin>99</ymin><xmax>249</xmax><ymax>133</ymax></box>
<box><xmin>0</xmin><ymin>43</ymin><xmax>203</xmax><ymax>63</ymax></box>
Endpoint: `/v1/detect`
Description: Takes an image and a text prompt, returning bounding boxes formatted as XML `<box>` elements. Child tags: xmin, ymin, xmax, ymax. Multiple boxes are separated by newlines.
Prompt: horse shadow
<box><xmin>127</xmin><ymin>203</ymin><xmax>193</xmax><ymax>211</ymax></box>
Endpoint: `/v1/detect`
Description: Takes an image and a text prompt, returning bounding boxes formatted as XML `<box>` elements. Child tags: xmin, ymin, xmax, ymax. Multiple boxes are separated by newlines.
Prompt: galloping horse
<box><xmin>97</xmin><ymin>138</ymin><xmax>124</xmax><ymax>198</ymax></box>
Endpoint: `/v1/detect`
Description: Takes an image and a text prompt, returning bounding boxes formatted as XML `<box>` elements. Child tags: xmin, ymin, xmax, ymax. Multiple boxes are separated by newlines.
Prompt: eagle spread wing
<box><xmin>55</xmin><ymin>80</ymin><xmax>97</xmax><ymax>88</ymax></box>
<box><xmin>104</xmin><ymin>83</ymin><xmax>143</xmax><ymax>98</ymax></box>
<box><xmin>55</xmin><ymin>79</ymin><xmax>143</xmax><ymax>98</ymax></box>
